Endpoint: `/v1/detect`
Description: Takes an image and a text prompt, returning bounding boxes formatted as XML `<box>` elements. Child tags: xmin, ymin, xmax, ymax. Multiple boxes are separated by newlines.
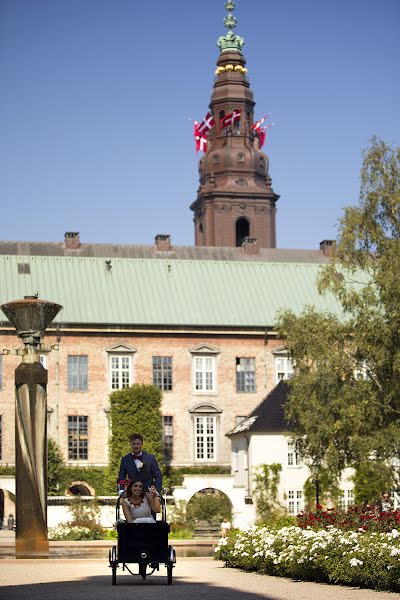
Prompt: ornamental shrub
<box><xmin>214</xmin><ymin>525</ymin><xmax>400</xmax><ymax>591</ymax></box>
<box><xmin>107</xmin><ymin>384</ymin><xmax>164</xmax><ymax>490</ymax></box>
<box><xmin>297</xmin><ymin>509</ymin><xmax>400</xmax><ymax>532</ymax></box>
<box><xmin>253</xmin><ymin>463</ymin><xmax>283</xmax><ymax>522</ymax></box>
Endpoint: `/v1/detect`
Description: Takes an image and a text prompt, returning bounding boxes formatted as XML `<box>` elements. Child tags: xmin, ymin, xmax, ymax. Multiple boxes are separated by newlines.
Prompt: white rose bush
<box><xmin>215</xmin><ymin>525</ymin><xmax>400</xmax><ymax>591</ymax></box>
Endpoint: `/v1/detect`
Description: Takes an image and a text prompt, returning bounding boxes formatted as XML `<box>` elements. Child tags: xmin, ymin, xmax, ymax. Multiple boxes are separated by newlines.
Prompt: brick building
<box><xmin>0</xmin><ymin>243</ymin><xmax>337</xmax><ymax>471</ymax></box>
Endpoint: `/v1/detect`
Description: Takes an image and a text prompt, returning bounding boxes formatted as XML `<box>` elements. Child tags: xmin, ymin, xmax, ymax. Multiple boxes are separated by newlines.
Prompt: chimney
<box><xmin>155</xmin><ymin>234</ymin><xmax>171</xmax><ymax>251</ymax></box>
<box><xmin>319</xmin><ymin>239</ymin><xmax>335</xmax><ymax>257</ymax></box>
<box><xmin>242</xmin><ymin>236</ymin><xmax>259</xmax><ymax>255</ymax></box>
<box><xmin>64</xmin><ymin>232</ymin><xmax>81</xmax><ymax>250</ymax></box>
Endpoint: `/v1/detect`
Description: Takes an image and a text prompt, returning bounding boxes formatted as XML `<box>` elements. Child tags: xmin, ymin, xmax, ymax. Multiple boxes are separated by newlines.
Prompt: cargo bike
<box><xmin>109</xmin><ymin>489</ymin><xmax>176</xmax><ymax>585</ymax></box>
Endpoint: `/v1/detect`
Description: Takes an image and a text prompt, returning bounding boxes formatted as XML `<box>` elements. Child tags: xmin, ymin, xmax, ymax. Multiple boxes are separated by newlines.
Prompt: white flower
<box><xmin>349</xmin><ymin>558</ymin><xmax>363</xmax><ymax>567</ymax></box>
<box><xmin>136</xmin><ymin>460</ymin><xmax>143</xmax><ymax>469</ymax></box>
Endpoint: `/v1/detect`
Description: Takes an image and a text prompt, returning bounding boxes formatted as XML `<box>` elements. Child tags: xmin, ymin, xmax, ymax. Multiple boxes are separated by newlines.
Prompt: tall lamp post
<box><xmin>1</xmin><ymin>296</ymin><xmax>62</xmax><ymax>557</ymax></box>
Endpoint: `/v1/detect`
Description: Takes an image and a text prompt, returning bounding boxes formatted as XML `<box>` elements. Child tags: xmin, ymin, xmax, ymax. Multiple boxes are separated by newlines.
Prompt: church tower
<box><xmin>190</xmin><ymin>1</ymin><xmax>279</xmax><ymax>248</ymax></box>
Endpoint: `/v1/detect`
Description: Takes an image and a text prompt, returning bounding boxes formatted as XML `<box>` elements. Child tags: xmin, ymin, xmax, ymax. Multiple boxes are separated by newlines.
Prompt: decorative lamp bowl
<box><xmin>1</xmin><ymin>296</ymin><xmax>62</xmax><ymax>340</ymax></box>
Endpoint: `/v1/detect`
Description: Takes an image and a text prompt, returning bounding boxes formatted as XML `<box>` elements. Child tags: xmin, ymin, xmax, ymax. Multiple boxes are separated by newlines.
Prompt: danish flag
<box><xmin>250</xmin><ymin>114</ymin><xmax>271</xmax><ymax>131</ymax></box>
<box><xmin>258</xmin><ymin>128</ymin><xmax>267</xmax><ymax>149</ymax></box>
<box><xmin>220</xmin><ymin>109</ymin><xmax>242</xmax><ymax>130</ymax></box>
<box><xmin>197</xmin><ymin>112</ymin><xmax>215</xmax><ymax>135</ymax></box>
<box><xmin>193</xmin><ymin>119</ymin><xmax>208</xmax><ymax>153</ymax></box>
<box><xmin>195</xmin><ymin>133</ymin><xmax>208</xmax><ymax>153</ymax></box>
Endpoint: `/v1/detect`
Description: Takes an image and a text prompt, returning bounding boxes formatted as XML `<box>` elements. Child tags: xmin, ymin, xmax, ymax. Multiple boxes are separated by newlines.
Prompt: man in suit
<box><xmin>117</xmin><ymin>433</ymin><xmax>162</xmax><ymax>495</ymax></box>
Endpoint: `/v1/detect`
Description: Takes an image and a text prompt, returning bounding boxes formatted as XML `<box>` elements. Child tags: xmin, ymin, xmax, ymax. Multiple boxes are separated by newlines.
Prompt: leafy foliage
<box><xmin>49</xmin><ymin>496</ymin><xmax>105</xmax><ymax>540</ymax></box>
<box><xmin>107</xmin><ymin>384</ymin><xmax>164</xmax><ymax>488</ymax></box>
<box><xmin>163</xmin><ymin>465</ymin><xmax>230</xmax><ymax>491</ymax></box>
<box><xmin>68</xmin><ymin>495</ymin><xmax>101</xmax><ymax>524</ymax></box>
<box><xmin>352</xmin><ymin>461</ymin><xmax>394</xmax><ymax>505</ymax></box>
<box><xmin>253</xmin><ymin>463</ymin><xmax>282</xmax><ymax>522</ymax></box>
<box><xmin>0</xmin><ymin>466</ymin><xmax>15</xmax><ymax>476</ymax></box>
<box><xmin>278</xmin><ymin>138</ymin><xmax>400</xmax><ymax>474</ymax></box>
<box><xmin>64</xmin><ymin>466</ymin><xmax>114</xmax><ymax>496</ymax></box>
<box><xmin>297</xmin><ymin>508</ymin><xmax>400</xmax><ymax>532</ymax></box>
<box><xmin>47</xmin><ymin>437</ymin><xmax>66</xmax><ymax>495</ymax></box>
<box><xmin>303</xmin><ymin>466</ymin><xmax>339</xmax><ymax>510</ymax></box>
<box><xmin>215</xmin><ymin>525</ymin><xmax>400</xmax><ymax>591</ymax></box>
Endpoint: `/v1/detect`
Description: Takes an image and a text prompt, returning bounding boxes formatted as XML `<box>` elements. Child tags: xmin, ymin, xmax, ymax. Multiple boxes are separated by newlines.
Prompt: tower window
<box><xmin>236</xmin><ymin>218</ymin><xmax>250</xmax><ymax>246</ymax></box>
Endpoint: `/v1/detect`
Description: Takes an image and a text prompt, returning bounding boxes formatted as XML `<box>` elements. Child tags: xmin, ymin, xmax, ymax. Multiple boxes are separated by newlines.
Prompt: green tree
<box><xmin>278</xmin><ymin>138</ymin><xmax>400</xmax><ymax>476</ymax></box>
<box><xmin>108</xmin><ymin>384</ymin><xmax>164</xmax><ymax>488</ymax></box>
<box><xmin>48</xmin><ymin>437</ymin><xmax>66</xmax><ymax>495</ymax></box>
<box><xmin>352</xmin><ymin>461</ymin><xmax>394</xmax><ymax>506</ymax></box>
<box><xmin>186</xmin><ymin>490</ymin><xmax>231</xmax><ymax>527</ymax></box>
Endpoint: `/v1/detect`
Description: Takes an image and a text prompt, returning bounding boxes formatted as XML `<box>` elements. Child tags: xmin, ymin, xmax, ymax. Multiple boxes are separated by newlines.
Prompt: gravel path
<box><xmin>0</xmin><ymin>557</ymin><xmax>396</xmax><ymax>600</ymax></box>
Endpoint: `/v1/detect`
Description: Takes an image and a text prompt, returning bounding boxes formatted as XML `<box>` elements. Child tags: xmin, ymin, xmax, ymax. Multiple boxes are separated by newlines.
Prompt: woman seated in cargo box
<box><xmin>122</xmin><ymin>479</ymin><xmax>161</xmax><ymax>523</ymax></box>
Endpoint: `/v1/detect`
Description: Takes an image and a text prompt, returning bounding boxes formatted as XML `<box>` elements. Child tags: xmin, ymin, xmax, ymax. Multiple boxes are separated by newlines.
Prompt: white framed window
<box><xmin>275</xmin><ymin>356</ymin><xmax>294</xmax><ymax>383</ymax></box>
<box><xmin>287</xmin><ymin>440</ymin><xmax>301</xmax><ymax>466</ymax></box>
<box><xmin>337</xmin><ymin>489</ymin><xmax>354</xmax><ymax>511</ymax></box>
<box><xmin>109</xmin><ymin>355</ymin><xmax>132</xmax><ymax>390</ymax></box>
<box><xmin>193</xmin><ymin>356</ymin><xmax>216</xmax><ymax>392</ymax></box>
<box><xmin>287</xmin><ymin>490</ymin><xmax>303</xmax><ymax>515</ymax></box>
<box><xmin>189</xmin><ymin>344</ymin><xmax>219</xmax><ymax>394</ymax></box>
<box><xmin>195</xmin><ymin>415</ymin><xmax>217</xmax><ymax>461</ymax></box>
<box><xmin>106</xmin><ymin>345</ymin><xmax>136</xmax><ymax>391</ymax></box>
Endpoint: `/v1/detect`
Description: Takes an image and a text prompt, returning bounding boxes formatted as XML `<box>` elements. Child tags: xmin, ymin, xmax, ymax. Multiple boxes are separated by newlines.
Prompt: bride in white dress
<box><xmin>122</xmin><ymin>480</ymin><xmax>161</xmax><ymax>523</ymax></box>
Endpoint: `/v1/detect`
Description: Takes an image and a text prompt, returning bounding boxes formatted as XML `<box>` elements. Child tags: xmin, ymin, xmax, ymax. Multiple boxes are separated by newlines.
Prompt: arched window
<box><xmin>236</xmin><ymin>218</ymin><xmax>250</xmax><ymax>246</ymax></box>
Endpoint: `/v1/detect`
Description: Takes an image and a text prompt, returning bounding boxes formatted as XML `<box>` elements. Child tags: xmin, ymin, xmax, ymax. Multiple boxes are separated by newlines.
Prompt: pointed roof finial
<box><xmin>218</xmin><ymin>0</ymin><xmax>245</xmax><ymax>54</ymax></box>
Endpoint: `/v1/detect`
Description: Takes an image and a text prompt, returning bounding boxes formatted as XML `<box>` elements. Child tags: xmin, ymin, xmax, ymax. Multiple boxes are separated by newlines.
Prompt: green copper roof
<box><xmin>0</xmin><ymin>255</ymin><xmax>342</xmax><ymax>328</ymax></box>
<box><xmin>218</xmin><ymin>0</ymin><xmax>245</xmax><ymax>53</ymax></box>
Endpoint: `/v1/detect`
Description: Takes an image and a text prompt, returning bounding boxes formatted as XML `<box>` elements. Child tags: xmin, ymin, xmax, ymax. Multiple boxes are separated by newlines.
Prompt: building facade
<box><xmin>0</xmin><ymin>248</ymin><xmax>336</xmax><ymax>473</ymax></box>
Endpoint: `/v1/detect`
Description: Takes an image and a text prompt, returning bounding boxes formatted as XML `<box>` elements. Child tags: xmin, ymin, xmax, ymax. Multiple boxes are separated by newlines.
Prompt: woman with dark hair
<box><xmin>122</xmin><ymin>479</ymin><xmax>161</xmax><ymax>523</ymax></box>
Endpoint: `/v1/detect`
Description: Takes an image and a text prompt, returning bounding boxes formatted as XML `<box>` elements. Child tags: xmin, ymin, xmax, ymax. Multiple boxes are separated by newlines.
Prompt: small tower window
<box><xmin>236</xmin><ymin>218</ymin><xmax>250</xmax><ymax>246</ymax></box>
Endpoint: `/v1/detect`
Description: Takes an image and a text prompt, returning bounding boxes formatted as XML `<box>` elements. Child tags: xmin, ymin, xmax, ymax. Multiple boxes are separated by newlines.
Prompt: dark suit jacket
<box><xmin>117</xmin><ymin>450</ymin><xmax>162</xmax><ymax>493</ymax></box>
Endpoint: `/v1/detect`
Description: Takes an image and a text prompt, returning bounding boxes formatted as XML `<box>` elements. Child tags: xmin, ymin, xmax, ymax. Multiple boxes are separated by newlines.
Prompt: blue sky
<box><xmin>0</xmin><ymin>0</ymin><xmax>399</xmax><ymax>249</ymax></box>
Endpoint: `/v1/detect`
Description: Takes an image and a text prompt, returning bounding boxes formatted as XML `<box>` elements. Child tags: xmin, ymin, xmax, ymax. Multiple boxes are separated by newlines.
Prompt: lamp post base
<box><xmin>16</xmin><ymin>538</ymin><xmax>49</xmax><ymax>558</ymax></box>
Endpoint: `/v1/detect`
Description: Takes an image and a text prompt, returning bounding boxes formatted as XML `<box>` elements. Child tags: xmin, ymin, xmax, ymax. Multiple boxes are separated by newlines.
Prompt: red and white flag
<box><xmin>197</xmin><ymin>111</ymin><xmax>215</xmax><ymax>135</ymax></box>
<box><xmin>250</xmin><ymin>114</ymin><xmax>271</xmax><ymax>131</ymax></box>
<box><xmin>220</xmin><ymin>109</ymin><xmax>242</xmax><ymax>130</ymax></box>
<box><xmin>258</xmin><ymin>127</ymin><xmax>267</xmax><ymax>149</ymax></box>
<box><xmin>195</xmin><ymin>134</ymin><xmax>208</xmax><ymax>153</ymax></box>
<box><xmin>257</xmin><ymin>123</ymin><xmax>274</xmax><ymax>149</ymax></box>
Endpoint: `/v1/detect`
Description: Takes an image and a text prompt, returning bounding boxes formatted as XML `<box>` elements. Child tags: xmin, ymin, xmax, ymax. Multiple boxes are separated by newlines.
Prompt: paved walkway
<box><xmin>0</xmin><ymin>557</ymin><xmax>396</xmax><ymax>600</ymax></box>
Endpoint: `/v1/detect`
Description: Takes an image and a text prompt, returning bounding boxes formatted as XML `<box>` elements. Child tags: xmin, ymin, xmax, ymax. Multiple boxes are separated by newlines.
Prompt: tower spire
<box><xmin>218</xmin><ymin>1</ymin><xmax>245</xmax><ymax>54</ymax></box>
<box><xmin>190</xmin><ymin>2</ymin><xmax>279</xmax><ymax>249</ymax></box>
